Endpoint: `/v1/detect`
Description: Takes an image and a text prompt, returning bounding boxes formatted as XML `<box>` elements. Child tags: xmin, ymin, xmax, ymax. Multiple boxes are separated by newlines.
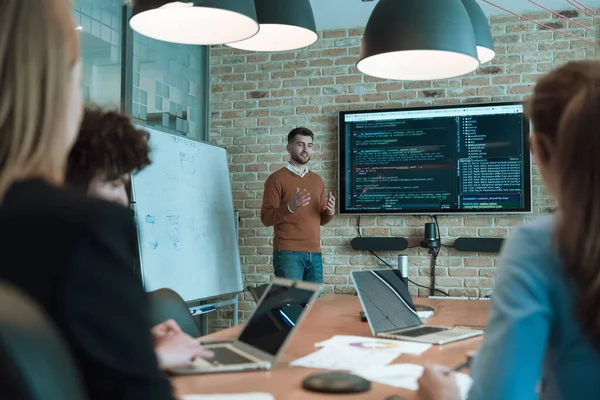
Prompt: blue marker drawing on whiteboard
<box><xmin>166</xmin><ymin>211</ymin><xmax>182</xmax><ymax>251</ymax></box>
<box><xmin>144</xmin><ymin>215</ymin><xmax>158</xmax><ymax>249</ymax></box>
<box><xmin>193</xmin><ymin>217</ymin><xmax>207</xmax><ymax>239</ymax></box>
<box><xmin>179</xmin><ymin>152</ymin><xmax>195</xmax><ymax>174</ymax></box>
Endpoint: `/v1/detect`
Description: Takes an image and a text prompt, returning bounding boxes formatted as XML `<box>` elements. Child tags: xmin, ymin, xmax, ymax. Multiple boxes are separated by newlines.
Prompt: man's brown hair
<box><xmin>66</xmin><ymin>107</ymin><xmax>151</xmax><ymax>190</ymax></box>
<box><xmin>287</xmin><ymin>127</ymin><xmax>314</xmax><ymax>144</ymax></box>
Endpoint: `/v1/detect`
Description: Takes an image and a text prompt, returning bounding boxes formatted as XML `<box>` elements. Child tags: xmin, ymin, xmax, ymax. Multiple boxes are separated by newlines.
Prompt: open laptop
<box><xmin>352</xmin><ymin>270</ymin><xmax>483</xmax><ymax>345</ymax></box>
<box><xmin>171</xmin><ymin>278</ymin><xmax>321</xmax><ymax>375</ymax></box>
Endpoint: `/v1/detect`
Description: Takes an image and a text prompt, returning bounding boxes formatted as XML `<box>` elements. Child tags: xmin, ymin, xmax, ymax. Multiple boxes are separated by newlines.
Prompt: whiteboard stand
<box><xmin>188</xmin><ymin>209</ymin><xmax>242</xmax><ymax>335</ymax></box>
<box><xmin>189</xmin><ymin>294</ymin><xmax>239</xmax><ymax>336</ymax></box>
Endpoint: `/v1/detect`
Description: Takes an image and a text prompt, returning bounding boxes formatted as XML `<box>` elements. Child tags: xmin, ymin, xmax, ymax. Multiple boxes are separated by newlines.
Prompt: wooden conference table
<box><xmin>173</xmin><ymin>295</ymin><xmax>491</xmax><ymax>399</ymax></box>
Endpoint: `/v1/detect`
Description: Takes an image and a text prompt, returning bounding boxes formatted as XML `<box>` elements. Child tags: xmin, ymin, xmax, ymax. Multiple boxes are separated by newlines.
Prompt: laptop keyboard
<box><xmin>392</xmin><ymin>326</ymin><xmax>448</xmax><ymax>337</ymax></box>
<box><xmin>206</xmin><ymin>346</ymin><xmax>255</xmax><ymax>366</ymax></box>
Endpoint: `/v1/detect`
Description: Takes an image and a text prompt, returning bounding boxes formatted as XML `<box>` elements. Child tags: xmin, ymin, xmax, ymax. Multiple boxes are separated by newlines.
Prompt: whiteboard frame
<box><xmin>130</xmin><ymin>127</ymin><xmax>243</xmax><ymax>304</ymax></box>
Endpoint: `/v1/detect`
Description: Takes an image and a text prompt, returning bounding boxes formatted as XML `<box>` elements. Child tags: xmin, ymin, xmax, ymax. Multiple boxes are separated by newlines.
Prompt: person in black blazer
<box><xmin>0</xmin><ymin>180</ymin><xmax>175</xmax><ymax>399</ymax></box>
<box><xmin>0</xmin><ymin>0</ymin><xmax>196</xmax><ymax>399</ymax></box>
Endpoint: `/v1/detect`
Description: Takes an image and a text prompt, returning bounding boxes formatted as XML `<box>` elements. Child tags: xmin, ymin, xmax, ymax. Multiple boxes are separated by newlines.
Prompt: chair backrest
<box><xmin>247</xmin><ymin>283</ymin><xmax>270</xmax><ymax>303</ymax></box>
<box><xmin>0</xmin><ymin>280</ymin><xmax>87</xmax><ymax>400</ymax></box>
<box><xmin>147</xmin><ymin>288</ymin><xmax>200</xmax><ymax>337</ymax></box>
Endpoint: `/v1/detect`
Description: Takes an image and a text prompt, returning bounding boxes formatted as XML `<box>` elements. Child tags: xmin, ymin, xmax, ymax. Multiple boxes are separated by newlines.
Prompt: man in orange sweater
<box><xmin>261</xmin><ymin>127</ymin><xmax>335</xmax><ymax>283</ymax></box>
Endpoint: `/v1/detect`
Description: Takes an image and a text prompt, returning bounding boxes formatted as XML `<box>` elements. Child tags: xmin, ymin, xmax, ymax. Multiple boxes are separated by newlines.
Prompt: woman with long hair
<box><xmin>418</xmin><ymin>60</ymin><xmax>600</xmax><ymax>399</ymax></box>
<box><xmin>0</xmin><ymin>1</ymin><xmax>206</xmax><ymax>398</ymax></box>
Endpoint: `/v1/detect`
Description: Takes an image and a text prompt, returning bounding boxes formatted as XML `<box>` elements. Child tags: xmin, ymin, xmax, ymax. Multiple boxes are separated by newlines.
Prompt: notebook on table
<box><xmin>352</xmin><ymin>270</ymin><xmax>483</xmax><ymax>345</ymax></box>
<box><xmin>171</xmin><ymin>278</ymin><xmax>321</xmax><ymax>375</ymax></box>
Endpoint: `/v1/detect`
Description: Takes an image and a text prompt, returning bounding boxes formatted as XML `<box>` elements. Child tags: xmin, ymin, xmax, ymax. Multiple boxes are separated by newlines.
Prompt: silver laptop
<box><xmin>171</xmin><ymin>278</ymin><xmax>321</xmax><ymax>375</ymax></box>
<box><xmin>352</xmin><ymin>270</ymin><xmax>483</xmax><ymax>345</ymax></box>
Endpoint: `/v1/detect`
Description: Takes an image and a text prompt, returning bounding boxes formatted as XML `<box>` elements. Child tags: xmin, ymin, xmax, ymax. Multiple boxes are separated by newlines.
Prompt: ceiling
<box><xmin>309</xmin><ymin>0</ymin><xmax>600</xmax><ymax>30</ymax></box>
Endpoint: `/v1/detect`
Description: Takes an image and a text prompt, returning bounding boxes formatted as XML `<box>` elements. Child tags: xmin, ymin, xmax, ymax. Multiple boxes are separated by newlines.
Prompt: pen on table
<box><xmin>447</xmin><ymin>358</ymin><xmax>472</xmax><ymax>374</ymax></box>
<box><xmin>453</xmin><ymin>359</ymin><xmax>472</xmax><ymax>371</ymax></box>
<box><xmin>199</xmin><ymin>339</ymin><xmax>231</xmax><ymax>345</ymax></box>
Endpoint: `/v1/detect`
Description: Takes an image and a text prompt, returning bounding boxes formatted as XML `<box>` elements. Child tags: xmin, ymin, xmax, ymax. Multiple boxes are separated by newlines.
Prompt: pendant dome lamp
<box><xmin>461</xmin><ymin>0</ymin><xmax>496</xmax><ymax>64</ymax></box>
<box><xmin>129</xmin><ymin>0</ymin><xmax>259</xmax><ymax>45</ymax></box>
<box><xmin>357</xmin><ymin>0</ymin><xmax>480</xmax><ymax>81</ymax></box>
<box><xmin>227</xmin><ymin>0</ymin><xmax>318</xmax><ymax>52</ymax></box>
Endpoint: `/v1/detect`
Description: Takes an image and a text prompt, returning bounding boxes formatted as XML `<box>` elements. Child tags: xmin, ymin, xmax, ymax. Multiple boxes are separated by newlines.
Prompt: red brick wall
<box><xmin>207</xmin><ymin>11</ymin><xmax>596</xmax><ymax>330</ymax></box>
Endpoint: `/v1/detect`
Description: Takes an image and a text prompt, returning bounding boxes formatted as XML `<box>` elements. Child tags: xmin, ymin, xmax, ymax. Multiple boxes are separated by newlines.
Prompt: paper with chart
<box><xmin>182</xmin><ymin>394</ymin><xmax>274</xmax><ymax>400</ymax></box>
<box><xmin>291</xmin><ymin>335</ymin><xmax>431</xmax><ymax>372</ymax></box>
<box><xmin>314</xmin><ymin>335</ymin><xmax>431</xmax><ymax>355</ymax></box>
<box><xmin>132</xmin><ymin>127</ymin><xmax>242</xmax><ymax>301</ymax></box>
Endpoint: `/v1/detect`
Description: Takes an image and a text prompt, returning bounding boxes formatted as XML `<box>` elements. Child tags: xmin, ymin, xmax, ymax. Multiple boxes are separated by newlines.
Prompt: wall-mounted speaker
<box><xmin>350</xmin><ymin>237</ymin><xmax>408</xmax><ymax>251</ymax></box>
<box><xmin>454</xmin><ymin>237</ymin><xmax>504</xmax><ymax>253</ymax></box>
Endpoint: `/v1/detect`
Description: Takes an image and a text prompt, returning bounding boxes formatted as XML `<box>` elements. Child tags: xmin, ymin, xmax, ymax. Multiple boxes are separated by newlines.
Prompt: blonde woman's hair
<box><xmin>0</xmin><ymin>0</ymin><xmax>79</xmax><ymax>198</ymax></box>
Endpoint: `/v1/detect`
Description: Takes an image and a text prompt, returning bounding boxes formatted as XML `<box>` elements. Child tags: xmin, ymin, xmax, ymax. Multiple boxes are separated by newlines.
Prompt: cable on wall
<box><xmin>357</xmin><ymin>215</ymin><xmax>448</xmax><ymax>296</ymax></box>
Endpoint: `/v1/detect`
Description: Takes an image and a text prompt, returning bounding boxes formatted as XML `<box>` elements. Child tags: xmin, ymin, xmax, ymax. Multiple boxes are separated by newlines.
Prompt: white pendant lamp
<box><xmin>129</xmin><ymin>0</ymin><xmax>259</xmax><ymax>45</ymax></box>
<box><xmin>461</xmin><ymin>0</ymin><xmax>496</xmax><ymax>64</ymax></box>
<box><xmin>227</xmin><ymin>0</ymin><xmax>318</xmax><ymax>52</ymax></box>
<box><xmin>357</xmin><ymin>0</ymin><xmax>480</xmax><ymax>81</ymax></box>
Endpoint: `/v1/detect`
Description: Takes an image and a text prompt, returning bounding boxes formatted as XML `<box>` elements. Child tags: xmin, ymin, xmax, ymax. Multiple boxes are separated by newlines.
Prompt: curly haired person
<box><xmin>66</xmin><ymin>106</ymin><xmax>151</xmax><ymax>205</ymax></box>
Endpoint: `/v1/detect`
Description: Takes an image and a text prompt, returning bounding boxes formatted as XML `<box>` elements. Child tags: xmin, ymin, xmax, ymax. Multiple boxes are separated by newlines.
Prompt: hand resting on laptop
<box><xmin>152</xmin><ymin>319</ymin><xmax>214</xmax><ymax>370</ymax></box>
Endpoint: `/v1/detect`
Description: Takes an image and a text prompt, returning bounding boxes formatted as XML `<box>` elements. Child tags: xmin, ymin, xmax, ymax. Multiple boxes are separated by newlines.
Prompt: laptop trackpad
<box><xmin>206</xmin><ymin>346</ymin><xmax>255</xmax><ymax>366</ymax></box>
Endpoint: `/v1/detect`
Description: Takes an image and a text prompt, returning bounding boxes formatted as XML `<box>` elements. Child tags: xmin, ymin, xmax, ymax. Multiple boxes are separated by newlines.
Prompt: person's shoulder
<box><xmin>273</xmin><ymin>167</ymin><xmax>290</xmax><ymax>176</ymax></box>
<box><xmin>307</xmin><ymin>170</ymin><xmax>324</xmax><ymax>182</ymax></box>
<box><xmin>266</xmin><ymin>167</ymin><xmax>290</xmax><ymax>182</ymax></box>
<box><xmin>2</xmin><ymin>179</ymin><xmax>133</xmax><ymax>236</ymax></box>
<box><xmin>505</xmin><ymin>215</ymin><xmax>554</xmax><ymax>250</ymax></box>
<box><xmin>500</xmin><ymin>214</ymin><xmax>557</xmax><ymax>272</ymax></box>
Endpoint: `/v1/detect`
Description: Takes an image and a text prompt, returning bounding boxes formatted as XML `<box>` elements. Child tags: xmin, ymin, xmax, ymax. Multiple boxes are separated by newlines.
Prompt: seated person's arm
<box><xmin>152</xmin><ymin>319</ymin><xmax>213</xmax><ymax>370</ymax></box>
<box><xmin>418</xmin><ymin>226</ymin><xmax>551</xmax><ymax>400</ymax></box>
<box><xmin>466</xmin><ymin>225</ymin><xmax>551</xmax><ymax>400</ymax></box>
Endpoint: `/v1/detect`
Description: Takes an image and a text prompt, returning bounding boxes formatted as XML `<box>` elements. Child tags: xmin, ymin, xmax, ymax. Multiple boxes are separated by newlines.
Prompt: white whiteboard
<box><xmin>131</xmin><ymin>127</ymin><xmax>243</xmax><ymax>302</ymax></box>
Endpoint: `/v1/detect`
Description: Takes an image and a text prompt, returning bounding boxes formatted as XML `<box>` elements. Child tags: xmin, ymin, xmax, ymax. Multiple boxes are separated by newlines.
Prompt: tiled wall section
<box><xmin>73</xmin><ymin>1</ymin><xmax>122</xmax><ymax>105</ymax></box>
<box><xmin>207</xmin><ymin>10</ymin><xmax>598</xmax><ymax>331</ymax></box>
<box><xmin>73</xmin><ymin>2</ymin><xmax>121</xmax><ymax>62</ymax></box>
<box><xmin>74</xmin><ymin>1</ymin><xmax>207</xmax><ymax>139</ymax></box>
<box><xmin>133</xmin><ymin>34</ymin><xmax>207</xmax><ymax>138</ymax></box>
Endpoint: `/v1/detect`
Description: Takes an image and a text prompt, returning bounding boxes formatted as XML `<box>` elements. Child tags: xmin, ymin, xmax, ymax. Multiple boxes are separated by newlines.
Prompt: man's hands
<box><xmin>417</xmin><ymin>364</ymin><xmax>462</xmax><ymax>400</ymax></box>
<box><xmin>286</xmin><ymin>188</ymin><xmax>335</xmax><ymax>215</ymax></box>
<box><xmin>288</xmin><ymin>187</ymin><xmax>311</xmax><ymax>212</ymax></box>
<box><xmin>326</xmin><ymin>191</ymin><xmax>336</xmax><ymax>215</ymax></box>
<box><xmin>152</xmin><ymin>319</ymin><xmax>213</xmax><ymax>371</ymax></box>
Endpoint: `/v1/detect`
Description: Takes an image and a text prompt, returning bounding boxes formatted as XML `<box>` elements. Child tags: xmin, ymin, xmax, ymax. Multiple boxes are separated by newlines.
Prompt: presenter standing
<box><xmin>261</xmin><ymin>128</ymin><xmax>335</xmax><ymax>283</ymax></box>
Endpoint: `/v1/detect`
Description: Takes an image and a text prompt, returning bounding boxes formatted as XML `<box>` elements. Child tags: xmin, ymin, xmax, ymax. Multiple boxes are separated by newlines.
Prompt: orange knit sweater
<box><xmin>260</xmin><ymin>168</ymin><xmax>333</xmax><ymax>252</ymax></box>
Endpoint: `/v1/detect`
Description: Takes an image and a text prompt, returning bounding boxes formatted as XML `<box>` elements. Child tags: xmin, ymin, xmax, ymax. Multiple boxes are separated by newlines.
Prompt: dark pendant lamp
<box><xmin>461</xmin><ymin>0</ymin><xmax>495</xmax><ymax>64</ymax></box>
<box><xmin>129</xmin><ymin>0</ymin><xmax>259</xmax><ymax>45</ymax></box>
<box><xmin>357</xmin><ymin>0</ymin><xmax>480</xmax><ymax>81</ymax></box>
<box><xmin>227</xmin><ymin>0</ymin><xmax>318</xmax><ymax>52</ymax></box>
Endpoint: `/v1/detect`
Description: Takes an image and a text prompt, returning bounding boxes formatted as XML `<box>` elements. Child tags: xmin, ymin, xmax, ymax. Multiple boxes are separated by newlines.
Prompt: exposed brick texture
<box><xmin>207</xmin><ymin>11</ymin><xmax>597</xmax><ymax>331</ymax></box>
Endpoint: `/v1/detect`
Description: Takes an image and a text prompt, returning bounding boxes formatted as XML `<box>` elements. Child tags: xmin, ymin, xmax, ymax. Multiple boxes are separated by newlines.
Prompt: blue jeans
<box><xmin>273</xmin><ymin>250</ymin><xmax>323</xmax><ymax>283</ymax></box>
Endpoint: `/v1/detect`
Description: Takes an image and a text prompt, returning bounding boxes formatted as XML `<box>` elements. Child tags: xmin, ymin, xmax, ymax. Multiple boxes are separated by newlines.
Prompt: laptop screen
<box><xmin>352</xmin><ymin>269</ymin><xmax>422</xmax><ymax>334</ymax></box>
<box><xmin>237</xmin><ymin>283</ymin><xmax>316</xmax><ymax>356</ymax></box>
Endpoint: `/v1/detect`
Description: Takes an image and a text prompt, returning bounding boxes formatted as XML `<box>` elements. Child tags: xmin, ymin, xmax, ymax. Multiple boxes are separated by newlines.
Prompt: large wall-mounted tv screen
<box><xmin>338</xmin><ymin>102</ymin><xmax>531</xmax><ymax>215</ymax></box>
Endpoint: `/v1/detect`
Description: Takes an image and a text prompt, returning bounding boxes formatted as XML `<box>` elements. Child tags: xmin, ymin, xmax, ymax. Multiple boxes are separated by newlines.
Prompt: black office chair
<box><xmin>247</xmin><ymin>283</ymin><xmax>270</xmax><ymax>303</ymax></box>
<box><xmin>0</xmin><ymin>280</ymin><xmax>87</xmax><ymax>400</ymax></box>
<box><xmin>147</xmin><ymin>288</ymin><xmax>200</xmax><ymax>337</ymax></box>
